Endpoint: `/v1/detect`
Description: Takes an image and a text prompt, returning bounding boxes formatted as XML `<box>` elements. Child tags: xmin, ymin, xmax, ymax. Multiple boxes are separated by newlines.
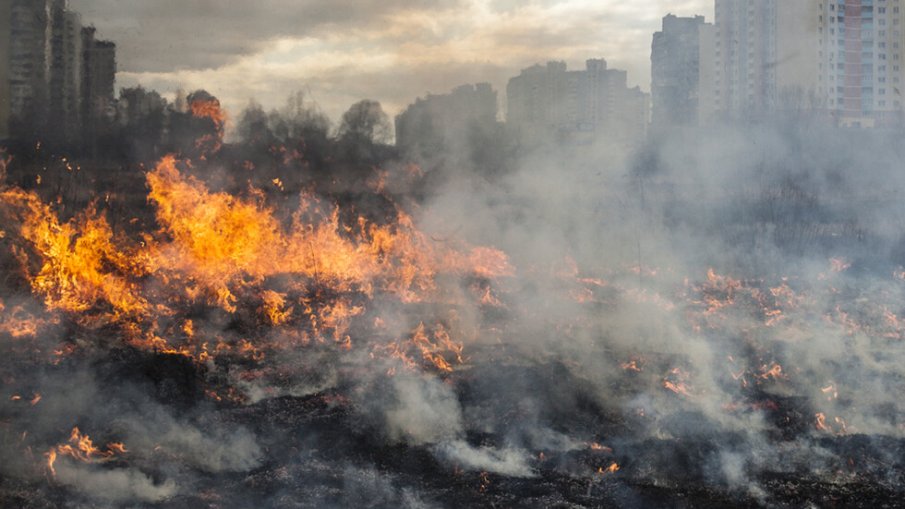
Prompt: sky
<box><xmin>70</xmin><ymin>0</ymin><xmax>712</xmax><ymax>126</ymax></box>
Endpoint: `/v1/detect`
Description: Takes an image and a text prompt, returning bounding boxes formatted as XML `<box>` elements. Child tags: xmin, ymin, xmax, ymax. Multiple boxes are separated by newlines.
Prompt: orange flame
<box><xmin>46</xmin><ymin>427</ymin><xmax>127</xmax><ymax>477</ymax></box>
<box><xmin>1</xmin><ymin>153</ymin><xmax>512</xmax><ymax>368</ymax></box>
<box><xmin>598</xmin><ymin>462</ymin><xmax>620</xmax><ymax>475</ymax></box>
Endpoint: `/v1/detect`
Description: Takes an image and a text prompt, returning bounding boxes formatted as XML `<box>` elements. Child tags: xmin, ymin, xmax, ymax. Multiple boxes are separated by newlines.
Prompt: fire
<box><xmin>588</xmin><ymin>442</ymin><xmax>613</xmax><ymax>453</ymax></box>
<box><xmin>0</xmin><ymin>189</ymin><xmax>148</xmax><ymax>320</ymax></box>
<box><xmin>663</xmin><ymin>367</ymin><xmax>692</xmax><ymax>396</ymax></box>
<box><xmin>700</xmin><ymin>268</ymin><xmax>742</xmax><ymax>313</ymax></box>
<box><xmin>620</xmin><ymin>358</ymin><xmax>643</xmax><ymax>372</ymax></box>
<box><xmin>46</xmin><ymin>427</ymin><xmax>127</xmax><ymax>477</ymax></box>
<box><xmin>144</xmin><ymin>155</ymin><xmax>510</xmax><ymax>316</ymax></box>
<box><xmin>261</xmin><ymin>290</ymin><xmax>293</xmax><ymax>326</ymax></box>
<box><xmin>45</xmin><ymin>449</ymin><xmax>56</xmax><ymax>477</ymax></box>
<box><xmin>1</xmin><ymin>153</ymin><xmax>512</xmax><ymax>369</ymax></box>
<box><xmin>663</xmin><ymin>380</ymin><xmax>690</xmax><ymax>396</ymax></box>
<box><xmin>758</xmin><ymin>363</ymin><xmax>785</xmax><ymax>381</ymax></box>
<box><xmin>597</xmin><ymin>462</ymin><xmax>620</xmax><ymax>475</ymax></box>
<box><xmin>0</xmin><ymin>300</ymin><xmax>59</xmax><ymax>339</ymax></box>
<box><xmin>814</xmin><ymin>413</ymin><xmax>849</xmax><ymax>435</ymax></box>
<box><xmin>378</xmin><ymin>322</ymin><xmax>464</xmax><ymax>373</ymax></box>
<box><xmin>190</xmin><ymin>97</ymin><xmax>227</xmax><ymax>156</ymax></box>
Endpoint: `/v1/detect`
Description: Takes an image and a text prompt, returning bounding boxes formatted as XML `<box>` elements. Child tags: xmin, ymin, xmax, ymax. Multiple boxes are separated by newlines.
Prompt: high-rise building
<box><xmin>702</xmin><ymin>0</ymin><xmax>904</xmax><ymax>127</ymax></box>
<box><xmin>817</xmin><ymin>0</ymin><xmax>905</xmax><ymax>127</ymax></box>
<box><xmin>707</xmin><ymin>0</ymin><xmax>817</xmax><ymax>120</ymax></box>
<box><xmin>507</xmin><ymin>59</ymin><xmax>649</xmax><ymax>146</ymax></box>
<box><xmin>48</xmin><ymin>0</ymin><xmax>82</xmax><ymax>143</ymax></box>
<box><xmin>698</xmin><ymin>22</ymin><xmax>717</xmax><ymax>124</ymax></box>
<box><xmin>8</xmin><ymin>0</ymin><xmax>50</xmax><ymax>136</ymax></box>
<box><xmin>651</xmin><ymin>14</ymin><xmax>710</xmax><ymax>129</ymax></box>
<box><xmin>81</xmin><ymin>25</ymin><xmax>116</xmax><ymax>143</ymax></box>
<box><xmin>711</xmin><ymin>0</ymin><xmax>779</xmax><ymax>117</ymax></box>
<box><xmin>0</xmin><ymin>0</ymin><xmax>11</xmax><ymax>139</ymax></box>
<box><xmin>395</xmin><ymin>83</ymin><xmax>498</xmax><ymax>162</ymax></box>
<box><xmin>2</xmin><ymin>1</ymin><xmax>115</xmax><ymax>143</ymax></box>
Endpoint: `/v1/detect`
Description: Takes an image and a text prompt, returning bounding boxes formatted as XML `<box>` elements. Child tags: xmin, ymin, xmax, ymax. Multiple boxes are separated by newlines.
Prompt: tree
<box><xmin>237</xmin><ymin>100</ymin><xmax>273</xmax><ymax>146</ymax></box>
<box><xmin>336</xmin><ymin>100</ymin><xmax>392</xmax><ymax>146</ymax></box>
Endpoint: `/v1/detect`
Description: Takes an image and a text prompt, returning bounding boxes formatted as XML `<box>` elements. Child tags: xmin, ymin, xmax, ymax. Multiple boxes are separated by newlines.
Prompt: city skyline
<box><xmin>6</xmin><ymin>0</ymin><xmax>905</xmax><ymax>145</ymax></box>
<box><xmin>66</xmin><ymin>0</ymin><xmax>712</xmax><ymax>122</ymax></box>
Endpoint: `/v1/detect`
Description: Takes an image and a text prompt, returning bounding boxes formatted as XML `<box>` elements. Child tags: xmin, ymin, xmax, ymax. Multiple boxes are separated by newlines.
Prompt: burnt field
<box><xmin>3</xmin><ymin>117</ymin><xmax>905</xmax><ymax>508</ymax></box>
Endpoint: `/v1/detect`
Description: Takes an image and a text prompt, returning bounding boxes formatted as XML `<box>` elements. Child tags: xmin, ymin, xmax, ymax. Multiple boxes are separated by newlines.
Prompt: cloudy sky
<box><xmin>70</xmin><ymin>0</ymin><xmax>712</xmax><ymax>125</ymax></box>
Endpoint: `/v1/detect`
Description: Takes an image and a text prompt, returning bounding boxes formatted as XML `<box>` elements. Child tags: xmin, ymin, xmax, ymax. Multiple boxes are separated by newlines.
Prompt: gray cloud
<box><xmin>70</xmin><ymin>0</ymin><xmax>466</xmax><ymax>72</ymax></box>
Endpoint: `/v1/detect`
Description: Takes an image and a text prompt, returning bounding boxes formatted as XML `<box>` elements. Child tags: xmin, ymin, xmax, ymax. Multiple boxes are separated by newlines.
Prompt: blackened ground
<box><xmin>2</xmin><ymin>349</ymin><xmax>905</xmax><ymax>509</ymax></box>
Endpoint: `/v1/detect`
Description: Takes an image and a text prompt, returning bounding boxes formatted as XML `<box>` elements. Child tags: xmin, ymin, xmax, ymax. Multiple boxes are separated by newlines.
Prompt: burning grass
<box><xmin>1</xmin><ymin>141</ymin><xmax>905</xmax><ymax>507</ymax></box>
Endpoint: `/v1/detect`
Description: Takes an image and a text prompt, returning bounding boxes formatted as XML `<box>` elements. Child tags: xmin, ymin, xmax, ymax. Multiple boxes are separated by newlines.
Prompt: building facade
<box><xmin>507</xmin><ymin>59</ymin><xmax>649</xmax><ymax>146</ymax></box>
<box><xmin>81</xmin><ymin>25</ymin><xmax>116</xmax><ymax>142</ymax></box>
<box><xmin>706</xmin><ymin>0</ymin><xmax>818</xmax><ymax>120</ymax></box>
<box><xmin>7</xmin><ymin>0</ymin><xmax>50</xmax><ymax>135</ymax></box>
<box><xmin>48</xmin><ymin>0</ymin><xmax>82</xmax><ymax>143</ymax></box>
<box><xmin>2</xmin><ymin>0</ymin><xmax>114</xmax><ymax>143</ymax></box>
<box><xmin>817</xmin><ymin>0</ymin><xmax>905</xmax><ymax>127</ymax></box>
<box><xmin>395</xmin><ymin>82</ymin><xmax>498</xmax><ymax>162</ymax></box>
<box><xmin>651</xmin><ymin>14</ymin><xmax>710</xmax><ymax>129</ymax></box>
<box><xmin>701</xmin><ymin>0</ymin><xmax>904</xmax><ymax>127</ymax></box>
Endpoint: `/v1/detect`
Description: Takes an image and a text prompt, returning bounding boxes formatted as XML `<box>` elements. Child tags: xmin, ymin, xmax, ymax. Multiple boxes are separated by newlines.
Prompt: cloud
<box><xmin>69</xmin><ymin>0</ymin><xmax>467</xmax><ymax>72</ymax></box>
<box><xmin>71</xmin><ymin>0</ymin><xmax>713</xmax><ymax>127</ymax></box>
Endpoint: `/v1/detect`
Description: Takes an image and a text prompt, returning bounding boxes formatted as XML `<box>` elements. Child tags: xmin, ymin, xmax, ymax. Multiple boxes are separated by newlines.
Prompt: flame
<box><xmin>1</xmin><ymin>153</ymin><xmax>511</xmax><ymax>369</ymax></box>
<box><xmin>814</xmin><ymin>412</ymin><xmax>849</xmax><ymax>435</ymax></box>
<box><xmin>588</xmin><ymin>442</ymin><xmax>613</xmax><ymax>453</ymax></box>
<box><xmin>378</xmin><ymin>322</ymin><xmax>464</xmax><ymax>373</ymax></box>
<box><xmin>663</xmin><ymin>367</ymin><xmax>692</xmax><ymax>396</ymax></box>
<box><xmin>758</xmin><ymin>363</ymin><xmax>785</xmax><ymax>381</ymax></box>
<box><xmin>190</xmin><ymin>97</ymin><xmax>226</xmax><ymax>156</ymax></box>
<box><xmin>620</xmin><ymin>359</ymin><xmax>642</xmax><ymax>372</ymax></box>
<box><xmin>0</xmin><ymin>300</ymin><xmax>59</xmax><ymax>338</ymax></box>
<box><xmin>0</xmin><ymin>188</ymin><xmax>148</xmax><ymax>320</ymax></box>
<box><xmin>261</xmin><ymin>290</ymin><xmax>293</xmax><ymax>326</ymax></box>
<box><xmin>821</xmin><ymin>383</ymin><xmax>838</xmax><ymax>400</ymax></box>
<box><xmin>46</xmin><ymin>427</ymin><xmax>127</xmax><ymax>476</ymax></box>
<box><xmin>597</xmin><ymin>462</ymin><xmax>620</xmax><ymax>475</ymax></box>
<box><xmin>45</xmin><ymin>449</ymin><xmax>57</xmax><ymax>477</ymax></box>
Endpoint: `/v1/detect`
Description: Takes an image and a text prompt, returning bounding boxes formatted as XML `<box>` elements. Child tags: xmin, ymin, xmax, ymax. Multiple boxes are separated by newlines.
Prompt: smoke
<box><xmin>400</xmin><ymin>117</ymin><xmax>905</xmax><ymax>487</ymax></box>
<box><xmin>338</xmin><ymin>466</ymin><xmax>439</xmax><ymax>509</ymax></box>
<box><xmin>4</xmin><ymin>85</ymin><xmax>905</xmax><ymax>506</ymax></box>
<box><xmin>121</xmin><ymin>412</ymin><xmax>262</xmax><ymax>473</ymax></box>
<box><xmin>381</xmin><ymin>373</ymin><xmax>464</xmax><ymax>445</ymax></box>
<box><xmin>54</xmin><ymin>462</ymin><xmax>178</xmax><ymax>504</ymax></box>
<box><xmin>433</xmin><ymin>441</ymin><xmax>534</xmax><ymax>477</ymax></box>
